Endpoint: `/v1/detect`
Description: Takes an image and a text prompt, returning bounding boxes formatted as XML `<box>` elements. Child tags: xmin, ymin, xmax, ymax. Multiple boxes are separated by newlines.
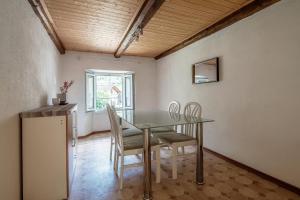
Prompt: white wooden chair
<box><xmin>106</xmin><ymin>105</ymin><xmax>142</xmax><ymax>161</ymax></box>
<box><xmin>182</xmin><ymin>102</ymin><xmax>201</xmax><ymax>137</ymax></box>
<box><xmin>151</xmin><ymin>100</ymin><xmax>181</xmax><ymax>133</ymax></box>
<box><xmin>155</xmin><ymin>102</ymin><xmax>201</xmax><ymax>179</ymax></box>
<box><xmin>107</xmin><ymin>105</ymin><xmax>161</xmax><ymax>189</ymax></box>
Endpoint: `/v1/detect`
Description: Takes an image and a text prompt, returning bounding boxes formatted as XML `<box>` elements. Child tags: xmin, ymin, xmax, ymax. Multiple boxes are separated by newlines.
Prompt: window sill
<box><xmin>86</xmin><ymin>108</ymin><xmax>134</xmax><ymax>114</ymax></box>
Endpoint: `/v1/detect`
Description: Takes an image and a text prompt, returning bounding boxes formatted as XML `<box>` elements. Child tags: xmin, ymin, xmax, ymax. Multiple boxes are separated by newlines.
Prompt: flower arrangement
<box><xmin>60</xmin><ymin>80</ymin><xmax>74</xmax><ymax>94</ymax></box>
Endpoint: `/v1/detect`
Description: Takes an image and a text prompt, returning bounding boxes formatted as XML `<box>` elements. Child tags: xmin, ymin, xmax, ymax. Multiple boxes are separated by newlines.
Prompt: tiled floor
<box><xmin>70</xmin><ymin>133</ymin><xmax>300</xmax><ymax>200</ymax></box>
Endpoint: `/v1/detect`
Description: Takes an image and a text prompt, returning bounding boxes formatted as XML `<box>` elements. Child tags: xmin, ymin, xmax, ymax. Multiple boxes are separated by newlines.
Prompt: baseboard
<box><xmin>203</xmin><ymin>147</ymin><xmax>300</xmax><ymax>195</ymax></box>
<box><xmin>78</xmin><ymin>130</ymin><xmax>110</xmax><ymax>139</ymax></box>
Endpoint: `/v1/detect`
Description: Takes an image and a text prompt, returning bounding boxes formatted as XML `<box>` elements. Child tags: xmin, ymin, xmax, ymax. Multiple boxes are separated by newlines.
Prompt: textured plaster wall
<box><xmin>60</xmin><ymin>51</ymin><xmax>157</xmax><ymax>136</ymax></box>
<box><xmin>156</xmin><ymin>0</ymin><xmax>300</xmax><ymax>188</ymax></box>
<box><xmin>0</xmin><ymin>0</ymin><xmax>61</xmax><ymax>199</ymax></box>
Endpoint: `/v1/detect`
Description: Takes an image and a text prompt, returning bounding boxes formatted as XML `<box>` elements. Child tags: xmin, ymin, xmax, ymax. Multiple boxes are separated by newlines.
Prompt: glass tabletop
<box><xmin>117</xmin><ymin>109</ymin><xmax>214</xmax><ymax>129</ymax></box>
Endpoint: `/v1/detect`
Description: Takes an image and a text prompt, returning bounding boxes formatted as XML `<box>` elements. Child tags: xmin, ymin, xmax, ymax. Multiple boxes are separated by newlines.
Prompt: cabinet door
<box><xmin>23</xmin><ymin>116</ymin><xmax>67</xmax><ymax>200</ymax></box>
<box><xmin>67</xmin><ymin>111</ymin><xmax>77</xmax><ymax>196</ymax></box>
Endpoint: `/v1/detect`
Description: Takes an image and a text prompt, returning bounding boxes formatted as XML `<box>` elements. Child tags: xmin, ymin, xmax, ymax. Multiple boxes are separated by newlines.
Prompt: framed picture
<box><xmin>192</xmin><ymin>57</ymin><xmax>219</xmax><ymax>84</ymax></box>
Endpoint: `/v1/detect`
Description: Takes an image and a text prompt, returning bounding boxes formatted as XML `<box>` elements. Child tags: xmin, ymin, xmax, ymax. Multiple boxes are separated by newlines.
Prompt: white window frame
<box><xmin>85</xmin><ymin>72</ymin><xmax>96</xmax><ymax>112</ymax></box>
<box><xmin>85</xmin><ymin>71</ymin><xmax>135</xmax><ymax>112</ymax></box>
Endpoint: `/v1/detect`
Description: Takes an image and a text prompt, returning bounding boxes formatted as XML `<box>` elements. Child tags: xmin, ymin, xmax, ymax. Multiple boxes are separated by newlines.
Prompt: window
<box><xmin>86</xmin><ymin>70</ymin><xmax>134</xmax><ymax>111</ymax></box>
<box><xmin>86</xmin><ymin>73</ymin><xmax>95</xmax><ymax>111</ymax></box>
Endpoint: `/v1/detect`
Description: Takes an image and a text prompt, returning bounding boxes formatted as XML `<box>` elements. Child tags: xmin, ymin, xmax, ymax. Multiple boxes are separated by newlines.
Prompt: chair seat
<box><xmin>155</xmin><ymin>132</ymin><xmax>195</xmax><ymax>144</ymax></box>
<box><xmin>123</xmin><ymin>128</ymin><xmax>142</xmax><ymax>137</ymax></box>
<box><xmin>123</xmin><ymin>135</ymin><xmax>160</xmax><ymax>151</ymax></box>
<box><xmin>151</xmin><ymin>126</ymin><xmax>174</xmax><ymax>133</ymax></box>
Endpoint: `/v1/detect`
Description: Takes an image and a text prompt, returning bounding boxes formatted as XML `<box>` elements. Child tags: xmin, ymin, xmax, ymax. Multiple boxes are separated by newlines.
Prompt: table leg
<box><xmin>143</xmin><ymin>128</ymin><xmax>152</xmax><ymax>200</ymax></box>
<box><xmin>196</xmin><ymin>123</ymin><xmax>204</xmax><ymax>184</ymax></box>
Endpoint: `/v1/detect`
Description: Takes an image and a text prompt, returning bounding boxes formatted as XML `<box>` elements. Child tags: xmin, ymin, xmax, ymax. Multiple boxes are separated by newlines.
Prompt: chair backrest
<box><xmin>182</xmin><ymin>102</ymin><xmax>202</xmax><ymax>137</ymax></box>
<box><xmin>168</xmin><ymin>100</ymin><xmax>181</xmax><ymax>114</ymax></box>
<box><xmin>167</xmin><ymin>101</ymin><xmax>181</xmax><ymax>130</ymax></box>
<box><xmin>106</xmin><ymin>104</ymin><xmax>115</xmax><ymax>137</ymax></box>
<box><xmin>107</xmin><ymin>104</ymin><xmax>123</xmax><ymax>152</ymax></box>
<box><xmin>184</xmin><ymin>102</ymin><xmax>201</xmax><ymax>118</ymax></box>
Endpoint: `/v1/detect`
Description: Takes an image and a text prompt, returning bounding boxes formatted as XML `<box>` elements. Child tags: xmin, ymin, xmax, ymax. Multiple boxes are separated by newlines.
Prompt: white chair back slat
<box><xmin>112</xmin><ymin>112</ymin><xmax>123</xmax><ymax>153</ymax></box>
<box><xmin>168</xmin><ymin>101</ymin><xmax>180</xmax><ymax>114</ymax></box>
<box><xmin>183</xmin><ymin>102</ymin><xmax>202</xmax><ymax>137</ymax></box>
<box><xmin>107</xmin><ymin>104</ymin><xmax>124</xmax><ymax>152</ymax></box>
<box><xmin>106</xmin><ymin>104</ymin><xmax>115</xmax><ymax>136</ymax></box>
<box><xmin>168</xmin><ymin>101</ymin><xmax>180</xmax><ymax>131</ymax></box>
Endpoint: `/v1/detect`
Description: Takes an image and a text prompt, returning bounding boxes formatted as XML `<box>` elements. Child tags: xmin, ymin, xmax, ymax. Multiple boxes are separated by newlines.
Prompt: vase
<box><xmin>52</xmin><ymin>98</ymin><xmax>60</xmax><ymax>106</ymax></box>
<box><xmin>57</xmin><ymin>93</ymin><xmax>67</xmax><ymax>105</ymax></box>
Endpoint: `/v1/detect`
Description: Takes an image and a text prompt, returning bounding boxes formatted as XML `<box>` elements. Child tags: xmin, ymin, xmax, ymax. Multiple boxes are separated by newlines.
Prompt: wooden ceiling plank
<box><xmin>28</xmin><ymin>0</ymin><xmax>65</xmax><ymax>54</ymax></box>
<box><xmin>46</xmin><ymin>1</ymin><xmax>139</xmax><ymax>17</ymax></box>
<box><xmin>125</xmin><ymin>0</ymin><xmax>251</xmax><ymax>57</ymax></box>
<box><xmin>208</xmin><ymin>0</ymin><xmax>243</xmax><ymax>9</ymax></box>
<box><xmin>57</xmin><ymin>0</ymin><xmax>140</xmax><ymax>8</ymax></box>
<box><xmin>52</xmin><ymin>16</ymin><xmax>130</xmax><ymax>30</ymax></box>
<box><xmin>114</xmin><ymin>0</ymin><xmax>165</xmax><ymax>58</ymax></box>
<box><xmin>155</xmin><ymin>0</ymin><xmax>280</xmax><ymax>59</ymax></box>
<box><xmin>156</xmin><ymin>9</ymin><xmax>216</xmax><ymax>23</ymax></box>
<box><xmin>48</xmin><ymin>10</ymin><xmax>133</xmax><ymax>25</ymax></box>
<box><xmin>181</xmin><ymin>0</ymin><xmax>238</xmax><ymax>13</ymax></box>
<box><xmin>227</xmin><ymin>0</ymin><xmax>253</xmax><ymax>5</ymax></box>
<box><xmin>47</xmin><ymin>0</ymin><xmax>139</xmax><ymax>9</ymax></box>
<box><xmin>150</xmin><ymin>12</ymin><xmax>213</xmax><ymax>28</ymax></box>
<box><xmin>46</xmin><ymin>4</ymin><xmax>135</xmax><ymax>20</ymax></box>
<box><xmin>45</xmin><ymin>0</ymin><xmax>142</xmax><ymax>53</ymax></box>
<box><xmin>160</xmin><ymin>5</ymin><xmax>224</xmax><ymax>19</ymax></box>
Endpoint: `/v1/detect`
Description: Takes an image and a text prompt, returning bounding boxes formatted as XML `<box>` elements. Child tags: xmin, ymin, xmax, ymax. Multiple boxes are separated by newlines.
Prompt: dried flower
<box><xmin>60</xmin><ymin>80</ymin><xmax>74</xmax><ymax>94</ymax></box>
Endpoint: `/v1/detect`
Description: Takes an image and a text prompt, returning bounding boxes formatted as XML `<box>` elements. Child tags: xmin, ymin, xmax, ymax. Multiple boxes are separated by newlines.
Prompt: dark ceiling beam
<box><xmin>28</xmin><ymin>0</ymin><xmax>65</xmax><ymax>54</ymax></box>
<box><xmin>114</xmin><ymin>0</ymin><xmax>165</xmax><ymax>58</ymax></box>
<box><xmin>155</xmin><ymin>0</ymin><xmax>281</xmax><ymax>60</ymax></box>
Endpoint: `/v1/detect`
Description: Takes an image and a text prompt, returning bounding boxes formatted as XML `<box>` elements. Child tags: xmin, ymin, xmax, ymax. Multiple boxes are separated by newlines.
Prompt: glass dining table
<box><xmin>117</xmin><ymin>109</ymin><xmax>214</xmax><ymax>200</ymax></box>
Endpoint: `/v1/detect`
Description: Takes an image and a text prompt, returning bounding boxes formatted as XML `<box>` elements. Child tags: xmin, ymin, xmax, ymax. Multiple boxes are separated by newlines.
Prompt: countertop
<box><xmin>20</xmin><ymin>104</ymin><xmax>77</xmax><ymax>118</ymax></box>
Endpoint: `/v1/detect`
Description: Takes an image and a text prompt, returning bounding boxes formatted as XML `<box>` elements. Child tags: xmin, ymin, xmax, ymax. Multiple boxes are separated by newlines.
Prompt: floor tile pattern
<box><xmin>71</xmin><ymin>133</ymin><xmax>300</xmax><ymax>200</ymax></box>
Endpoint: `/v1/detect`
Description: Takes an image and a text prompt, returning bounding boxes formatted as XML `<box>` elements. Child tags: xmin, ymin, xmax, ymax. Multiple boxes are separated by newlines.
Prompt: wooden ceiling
<box><xmin>33</xmin><ymin>0</ymin><xmax>280</xmax><ymax>58</ymax></box>
<box><xmin>44</xmin><ymin>0</ymin><xmax>143</xmax><ymax>54</ymax></box>
<box><xmin>125</xmin><ymin>0</ymin><xmax>253</xmax><ymax>57</ymax></box>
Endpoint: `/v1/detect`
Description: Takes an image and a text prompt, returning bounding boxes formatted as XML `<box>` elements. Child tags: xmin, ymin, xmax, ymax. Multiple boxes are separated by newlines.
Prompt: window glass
<box><xmin>85</xmin><ymin>71</ymin><xmax>134</xmax><ymax>111</ymax></box>
<box><xmin>86</xmin><ymin>74</ymin><xmax>95</xmax><ymax>111</ymax></box>
<box><xmin>124</xmin><ymin>75</ymin><xmax>133</xmax><ymax>108</ymax></box>
<box><xmin>96</xmin><ymin>75</ymin><xmax>123</xmax><ymax>110</ymax></box>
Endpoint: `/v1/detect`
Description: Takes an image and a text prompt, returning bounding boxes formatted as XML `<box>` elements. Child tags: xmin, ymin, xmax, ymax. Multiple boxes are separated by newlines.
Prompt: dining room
<box><xmin>1</xmin><ymin>0</ymin><xmax>300</xmax><ymax>200</ymax></box>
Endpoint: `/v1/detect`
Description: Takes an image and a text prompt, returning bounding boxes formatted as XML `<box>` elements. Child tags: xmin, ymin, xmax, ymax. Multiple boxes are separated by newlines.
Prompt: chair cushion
<box><xmin>123</xmin><ymin>135</ymin><xmax>160</xmax><ymax>151</ymax></box>
<box><xmin>155</xmin><ymin>132</ymin><xmax>195</xmax><ymax>144</ymax></box>
<box><xmin>151</xmin><ymin>126</ymin><xmax>174</xmax><ymax>133</ymax></box>
<box><xmin>123</xmin><ymin>128</ymin><xmax>143</xmax><ymax>137</ymax></box>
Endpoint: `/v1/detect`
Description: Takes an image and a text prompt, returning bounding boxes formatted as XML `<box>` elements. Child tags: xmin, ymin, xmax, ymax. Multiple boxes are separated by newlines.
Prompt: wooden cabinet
<box><xmin>20</xmin><ymin>104</ymin><xmax>78</xmax><ymax>200</ymax></box>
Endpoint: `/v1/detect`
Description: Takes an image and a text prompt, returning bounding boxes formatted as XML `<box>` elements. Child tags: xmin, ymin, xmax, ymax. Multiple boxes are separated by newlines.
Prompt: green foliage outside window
<box><xmin>96</xmin><ymin>90</ymin><xmax>110</xmax><ymax>109</ymax></box>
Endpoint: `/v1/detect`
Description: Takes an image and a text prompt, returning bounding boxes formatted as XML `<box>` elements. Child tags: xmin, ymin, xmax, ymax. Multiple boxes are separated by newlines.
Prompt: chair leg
<box><xmin>172</xmin><ymin>145</ymin><xmax>178</xmax><ymax>179</ymax></box>
<box><xmin>155</xmin><ymin>149</ymin><xmax>161</xmax><ymax>183</ymax></box>
<box><xmin>114</xmin><ymin>150</ymin><xmax>119</xmax><ymax>174</ymax></box>
<box><xmin>120</xmin><ymin>155</ymin><xmax>124</xmax><ymax>190</ymax></box>
<box><xmin>181</xmin><ymin>146</ymin><xmax>185</xmax><ymax>154</ymax></box>
<box><xmin>153</xmin><ymin>151</ymin><xmax>156</xmax><ymax>160</ymax></box>
<box><xmin>110</xmin><ymin>136</ymin><xmax>113</xmax><ymax>161</ymax></box>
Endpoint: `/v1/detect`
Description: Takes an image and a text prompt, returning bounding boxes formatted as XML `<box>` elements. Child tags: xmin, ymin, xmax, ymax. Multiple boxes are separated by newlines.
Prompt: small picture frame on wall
<box><xmin>192</xmin><ymin>57</ymin><xmax>219</xmax><ymax>84</ymax></box>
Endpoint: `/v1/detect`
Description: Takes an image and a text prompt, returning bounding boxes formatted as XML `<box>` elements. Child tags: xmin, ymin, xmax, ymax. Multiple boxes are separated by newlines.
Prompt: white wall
<box><xmin>60</xmin><ymin>51</ymin><xmax>157</xmax><ymax>136</ymax></box>
<box><xmin>0</xmin><ymin>0</ymin><xmax>61</xmax><ymax>199</ymax></box>
<box><xmin>156</xmin><ymin>0</ymin><xmax>300</xmax><ymax>188</ymax></box>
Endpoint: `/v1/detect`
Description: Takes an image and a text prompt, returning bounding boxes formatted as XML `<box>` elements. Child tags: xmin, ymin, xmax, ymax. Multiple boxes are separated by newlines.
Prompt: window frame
<box><xmin>123</xmin><ymin>73</ymin><xmax>135</xmax><ymax>110</ymax></box>
<box><xmin>85</xmin><ymin>72</ymin><xmax>96</xmax><ymax>112</ymax></box>
<box><xmin>85</xmin><ymin>71</ymin><xmax>135</xmax><ymax>112</ymax></box>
